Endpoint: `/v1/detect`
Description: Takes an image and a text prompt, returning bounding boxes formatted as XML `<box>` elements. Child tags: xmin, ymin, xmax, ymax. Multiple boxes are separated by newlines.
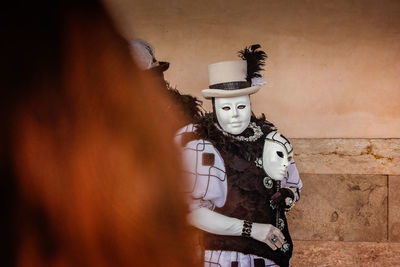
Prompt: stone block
<box><xmin>291</xmin><ymin>240</ymin><xmax>400</xmax><ymax>267</ymax></box>
<box><xmin>287</xmin><ymin>174</ymin><xmax>387</xmax><ymax>242</ymax></box>
<box><xmin>389</xmin><ymin>175</ymin><xmax>400</xmax><ymax>242</ymax></box>
<box><xmin>291</xmin><ymin>138</ymin><xmax>400</xmax><ymax>175</ymax></box>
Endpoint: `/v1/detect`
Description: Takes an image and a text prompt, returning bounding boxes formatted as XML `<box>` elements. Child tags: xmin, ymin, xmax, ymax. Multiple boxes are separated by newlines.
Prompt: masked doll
<box><xmin>176</xmin><ymin>45</ymin><xmax>302</xmax><ymax>267</ymax></box>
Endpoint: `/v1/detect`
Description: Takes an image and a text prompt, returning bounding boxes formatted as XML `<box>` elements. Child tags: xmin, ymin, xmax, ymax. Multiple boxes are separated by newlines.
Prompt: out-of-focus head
<box><xmin>262</xmin><ymin>131</ymin><xmax>293</xmax><ymax>181</ymax></box>
<box><xmin>1</xmin><ymin>1</ymin><xmax>198</xmax><ymax>266</ymax></box>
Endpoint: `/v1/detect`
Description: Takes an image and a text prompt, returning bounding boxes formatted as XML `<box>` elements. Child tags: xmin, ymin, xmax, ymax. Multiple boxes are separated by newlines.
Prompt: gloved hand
<box><xmin>188</xmin><ymin>208</ymin><xmax>285</xmax><ymax>250</ymax></box>
<box><xmin>251</xmin><ymin>223</ymin><xmax>285</xmax><ymax>250</ymax></box>
<box><xmin>270</xmin><ymin>187</ymin><xmax>295</xmax><ymax>211</ymax></box>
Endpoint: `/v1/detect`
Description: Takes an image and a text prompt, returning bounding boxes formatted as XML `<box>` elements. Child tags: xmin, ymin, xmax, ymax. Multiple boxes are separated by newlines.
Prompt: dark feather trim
<box><xmin>238</xmin><ymin>44</ymin><xmax>267</xmax><ymax>82</ymax></box>
<box><xmin>165</xmin><ymin>83</ymin><xmax>204</xmax><ymax>124</ymax></box>
<box><xmin>194</xmin><ymin>113</ymin><xmax>276</xmax><ymax>162</ymax></box>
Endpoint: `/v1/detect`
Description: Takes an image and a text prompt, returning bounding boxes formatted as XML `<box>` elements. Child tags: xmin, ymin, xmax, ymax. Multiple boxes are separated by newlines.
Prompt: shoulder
<box><xmin>175</xmin><ymin>124</ymin><xmax>198</xmax><ymax>147</ymax></box>
<box><xmin>177</xmin><ymin>125</ymin><xmax>227</xmax><ymax>208</ymax></box>
<box><xmin>176</xmin><ymin>123</ymin><xmax>197</xmax><ymax>136</ymax></box>
<box><xmin>176</xmin><ymin>124</ymin><xmax>224</xmax><ymax>170</ymax></box>
<box><xmin>174</xmin><ymin>113</ymin><xmax>217</xmax><ymax>147</ymax></box>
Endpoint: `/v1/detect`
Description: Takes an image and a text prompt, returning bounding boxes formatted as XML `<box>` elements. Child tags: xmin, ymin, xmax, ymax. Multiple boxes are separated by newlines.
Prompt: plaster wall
<box><xmin>105</xmin><ymin>0</ymin><xmax>400</xmax><ymax>138</ymax></box>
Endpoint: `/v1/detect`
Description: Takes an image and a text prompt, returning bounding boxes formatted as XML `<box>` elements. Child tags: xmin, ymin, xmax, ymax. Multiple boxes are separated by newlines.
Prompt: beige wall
<box><xmin>105</xmin><ymin>0</ymin><xmax>400</xmax><ymax>138</ymax></box>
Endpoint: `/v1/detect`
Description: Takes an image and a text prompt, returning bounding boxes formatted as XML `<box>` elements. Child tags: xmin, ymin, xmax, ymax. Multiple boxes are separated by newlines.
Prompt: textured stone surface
<box><xmin>287</xmin><ymin>174</ymin><xmax>387</xmax><ymax>242</ymax></box>
<box><xmin>291</xmin><ymin>139</ymin><xmax>400</xmax><ymax>175</ymax></box>
<box><xmin>291</xmin><ymin>240</ymin><xmax>400</xmax><ymax>266</ymax></box>
<box><xmin>389</xmin><ymin>175</ymin><xmax>400</xmax><ymax>242</ymax></box>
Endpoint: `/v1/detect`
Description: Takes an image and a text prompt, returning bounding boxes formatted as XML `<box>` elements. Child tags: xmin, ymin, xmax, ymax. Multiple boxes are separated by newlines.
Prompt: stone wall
<box><xmin>287</xmin><ymin>139</ymin><xmax>400</xmax><ymax>266</ymax></box>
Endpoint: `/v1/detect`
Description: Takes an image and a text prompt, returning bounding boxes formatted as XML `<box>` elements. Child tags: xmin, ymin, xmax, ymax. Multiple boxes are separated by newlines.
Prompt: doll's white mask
<box><xmin>262</xmin><ymin>131</ymin><xmax>294</xmax><ymax>181</ymax></box>
<box><xmin>214</xmin><ymin>95</ymin><xmax>251</xmax><ymax>135</ymax></box>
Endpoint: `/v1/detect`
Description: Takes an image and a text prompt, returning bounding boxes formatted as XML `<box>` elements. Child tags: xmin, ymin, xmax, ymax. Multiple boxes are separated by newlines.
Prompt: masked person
<box><xmin>130</xmin><ymin>39</ymin><xmax>203</xmax><ymax>130</ymax></box>
<box><xmin>176</xmin><ymin>45</ymin><xmax>303</xmax><ymax>267</ymax></box>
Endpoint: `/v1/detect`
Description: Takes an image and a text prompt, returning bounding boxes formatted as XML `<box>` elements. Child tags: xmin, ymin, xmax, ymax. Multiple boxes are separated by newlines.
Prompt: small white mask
<box><xmin>214</xmin><ymin>95</ymin><xmax>251</xmax><ymax>135</ymax></box>
<box><xmin>262</xmin><ymin>131</ymin><xmax>294</xmax><ymax>181</ymax></box>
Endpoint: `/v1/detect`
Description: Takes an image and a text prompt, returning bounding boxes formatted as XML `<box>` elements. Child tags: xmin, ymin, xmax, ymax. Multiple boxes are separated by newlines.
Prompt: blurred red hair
<box><xmin>2</xmin><ymin>2</ymin><xmax>199</xmax><ymax>267</ymax></box>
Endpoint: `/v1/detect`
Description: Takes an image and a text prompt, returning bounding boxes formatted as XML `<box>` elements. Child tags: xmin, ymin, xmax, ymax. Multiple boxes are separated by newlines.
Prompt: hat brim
<box><xmin>151</xmin><ymin>61</ymin><xmax>169</xmax><ymax>72</ymax></box>
<box><xmin>201</xmin><ymin>85</ymin><xmax>261</xmax><ymax>99</ymax></box>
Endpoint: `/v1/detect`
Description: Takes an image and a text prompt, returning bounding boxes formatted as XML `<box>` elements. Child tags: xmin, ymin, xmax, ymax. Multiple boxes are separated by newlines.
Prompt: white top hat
<box><xmin>201</xmin><ymin>60</ymin><xmax>261</xmax><ymax>99</ymax></box>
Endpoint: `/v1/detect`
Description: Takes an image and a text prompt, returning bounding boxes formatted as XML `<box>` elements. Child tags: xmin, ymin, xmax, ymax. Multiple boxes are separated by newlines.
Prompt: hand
<box><xmin>270</xmin><ymin>188</ymin><xmax>295</xmax><ymax>211</ymax></box>
<box><xmin>250</xmin><ymin>223</ymin><xmax>285</xmax><ymax>250</ymax></box>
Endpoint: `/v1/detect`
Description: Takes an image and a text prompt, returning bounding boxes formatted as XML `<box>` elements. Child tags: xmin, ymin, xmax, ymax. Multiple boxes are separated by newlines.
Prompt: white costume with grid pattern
<box><xmin>175</xmin><ymin>124</ymin><xmax>303</xmax><ymax>267</ymax></box>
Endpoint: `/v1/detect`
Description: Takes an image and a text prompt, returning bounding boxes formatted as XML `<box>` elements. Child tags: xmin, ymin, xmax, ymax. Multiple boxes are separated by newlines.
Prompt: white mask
<box><xmin>262</xmin><ymin>131</ymin><xmax>293</xmax><ymax>181</ymax></box>
<box><xmin>214</xmin><ymin>95</ymin><xmax>251</xmax><ymax>135</ymax></box>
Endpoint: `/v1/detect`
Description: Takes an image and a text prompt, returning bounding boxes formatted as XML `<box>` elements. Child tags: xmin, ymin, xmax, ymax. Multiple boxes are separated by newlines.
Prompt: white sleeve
<box><xmin>175</xmin><ymin>125</ymin><xmax>227</xmax><ymax>211</ymax></box>
<box><xmin>281</xmin><ymin>161</ymin><xmax>303</xmax><ymax>201</ymax></box>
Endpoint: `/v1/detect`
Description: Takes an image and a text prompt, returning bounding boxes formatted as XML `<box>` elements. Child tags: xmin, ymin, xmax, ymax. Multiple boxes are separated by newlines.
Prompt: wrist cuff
<box><xmin>241</xmin><ymin>220</ymin><xmax>252</xmax><ymax>237</ymax></box>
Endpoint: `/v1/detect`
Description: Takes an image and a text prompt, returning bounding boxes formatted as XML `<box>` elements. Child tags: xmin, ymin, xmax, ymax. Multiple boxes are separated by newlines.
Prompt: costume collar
<box><xmin>214</xmin><ymin>121</ymin><xmax>263</xmax><ymax>142</ymax></box>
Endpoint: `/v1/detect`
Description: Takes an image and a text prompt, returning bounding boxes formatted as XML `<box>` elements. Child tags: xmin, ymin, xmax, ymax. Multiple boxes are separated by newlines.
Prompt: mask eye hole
<box><xmin>276</xmin><ymin>151</ymin><xmax>284</xmax><ymax>158</ymax></box>
<box><xmin>222</xmin><ymin>106</ymin><xmax>230</xmax><ymax>111</ymax></box>
<box><xmin>237</xmin><ymin>105</ymin><xmax>246</xmax><ymax>109</ymax></box>
<box><xmin>288</xmin><ymin>156</ymin><xmax>293</xmax><ymax>162</ymax></box>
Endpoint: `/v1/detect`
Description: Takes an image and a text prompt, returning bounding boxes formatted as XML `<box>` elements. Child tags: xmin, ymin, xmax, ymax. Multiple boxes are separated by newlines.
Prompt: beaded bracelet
<box><xmin>241</xmin><ymin>220</ymin><xmax>253</xmax><ymax>237</ymax></box>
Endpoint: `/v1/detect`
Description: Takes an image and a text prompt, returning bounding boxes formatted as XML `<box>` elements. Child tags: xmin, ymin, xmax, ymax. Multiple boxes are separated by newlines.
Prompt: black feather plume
<box><xmin>238</xmin><ymin>44</ymin><xmax>267</xmax><ymax>82</ymax></box>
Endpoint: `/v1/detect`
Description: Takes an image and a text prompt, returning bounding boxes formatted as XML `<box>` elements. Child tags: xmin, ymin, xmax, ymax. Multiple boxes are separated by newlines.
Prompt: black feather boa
<box><xmin>194</xmin><ymin>112</ymin><xmax>276</xmax><ymax>162</ymax></box>
<box><xmin>165</xmin><ymin>83</ymin><xmax>204</xmax><ymax>128</ymax></box>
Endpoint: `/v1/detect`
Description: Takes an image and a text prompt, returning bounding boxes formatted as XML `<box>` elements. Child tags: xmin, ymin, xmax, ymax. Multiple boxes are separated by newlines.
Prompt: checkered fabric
<box><xmin>204</xmin><ymin>250</ymin><xmax>280</xmax><ymax>267</ymax></box>
<box><xmin>175</xmin><ymin>124</ymin><xmax>302</xmax><ymax>267</ymax></box>
<box><xmin>281</xmin><ymin>161</ymin><xmax>303</xmax><ymax>201</ymax></box>
<box><xmin>176</xmin><ymin>124</ymin><xmax>227</xmax><ymax>210</ymax></box>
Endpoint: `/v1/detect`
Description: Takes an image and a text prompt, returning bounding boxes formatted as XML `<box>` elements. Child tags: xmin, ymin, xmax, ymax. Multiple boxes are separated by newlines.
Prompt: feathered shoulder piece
<box><xmin>193</xmin><ymin>113</ymin><xmax>276</xmax><ymax>162</ymax></box>
<box><xmin>238</xmin><ymin>44</ymin><xmax>267</xmax><ymax>82</ymax></box>
<box><xmin>165</xmin><ymin>83</ymin><xmax>204</xmax><ymax>123</ymax></box>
